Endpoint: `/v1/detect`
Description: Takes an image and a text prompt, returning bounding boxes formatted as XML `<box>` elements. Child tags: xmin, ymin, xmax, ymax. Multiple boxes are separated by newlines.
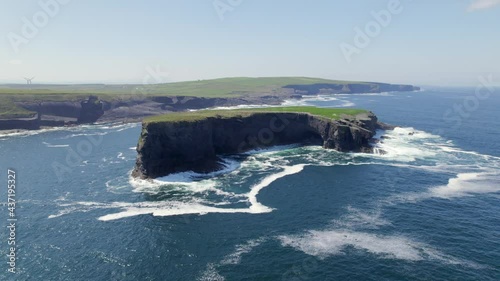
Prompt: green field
<box><xmin>0</xmin><ymin>98</ymin><xmax>37</xmax><ymax>119</ymax></box>
<box><xmin>0</xmin><ymin>77</ymin><xmax>369</xmax><ymax>119</ymax></box>
<box><xmin>144</xmin><ymin>106</ymin><xmax>368</xmax><ymax>124</ymax></box>
<box><xmin>0</xmin><ymin>77</ymin><xmax>365</xmax><ymax>97</ymax></box>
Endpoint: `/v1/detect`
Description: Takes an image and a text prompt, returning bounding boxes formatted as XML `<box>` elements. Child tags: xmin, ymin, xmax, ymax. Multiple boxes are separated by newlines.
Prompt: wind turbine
<box><xmin>24</xmin><ymin>77</ymin><xmax>35</xmax><ymax>85</ymax></box>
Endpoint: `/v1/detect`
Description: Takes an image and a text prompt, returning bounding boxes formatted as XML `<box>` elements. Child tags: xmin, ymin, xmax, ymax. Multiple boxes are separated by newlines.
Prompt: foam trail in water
<box><xmin>51</xmin><ymin>163</ymin><xmax>306</xmax><ymax>221</ymax></box>
<box><xmin>0</xmin><ymin>122</ymin><xmax>140</xmax><ymax>140</ymax></box>
<box><xmin>278</xmin><ymin>230</ymin><xmax>475</xmax><ymax>266</ymax></box>
<box><xmin>220</xmin><ymin>237</ymin><xmax>268</xmax><ymax>265</ymax></box>
<box><xmin>276</xmin><ymin>201</ymin><xmax>484</xmax><ymax>267</ymax></box>
<box><xmin>59</xmin><ymin>131</ymin><xmax>109</xmax><ymax>139</ymax></box>
<box><xmin>0</xmin><ymin>127</ymin><xmax>63</xmax><ymax>138</ymax></box>
<box><xmin>43</xmin><ymin>142</ymin><xmax>70</xmax><ymax>148</ymax></box>
<box><xmin>98</xmin><ymin>202</ymin><xmax>255</xmax><ymax>221</ymax></box>
<box><xmin>248</xmin><ymin>164</ymin><xmax>306</xmax><ymax>212</ymax></box>
<box><xmin>101</xmin><ymin>165</ymin><xmax>306</xmax><ymax>220</ymax></box>
<box><xmin>435</xmin><ymin>145</ymin><xmax>500</xmax><ymax>161</ymax></box>
<box><xmin>197</xmin><ymin>237</ymin><xmax>268</xmax><ymax>280</ymax></box>
<box><xmin>280</xmin><ymin>230</ymin><xmax>423</xmax><ymax>260</ymax></box>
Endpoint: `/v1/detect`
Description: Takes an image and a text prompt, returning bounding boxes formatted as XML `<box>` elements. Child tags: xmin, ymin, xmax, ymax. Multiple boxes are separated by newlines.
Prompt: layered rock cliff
<box><xmin>4</xmin><ymin>81</ymin><xmax>418</xmax><ymax>130</ymax></box>
<box><xmin>77</xmin><ymin>96</ymin><xmax>104</xmax><ymax>123</ymax></box>
<box><xmin>0</xmin><ymin>113</ymin><xmax>40</xmax><ymax>130</ymax></box>
<box><xmin>132</xmin><ymin>112</ymin><xmax>380</xmax><ymax>179</ymax></box>
<box><xmin>9</xmin><ymin>95</ymin><xmax>105</xmax><ymax>130</ymax></box>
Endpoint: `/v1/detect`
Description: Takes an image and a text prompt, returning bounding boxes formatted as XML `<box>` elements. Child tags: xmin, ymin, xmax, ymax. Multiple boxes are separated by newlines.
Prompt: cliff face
<box><xmin>132</xmin><ymin>112</ymin><xmax>379</xmax><ymax>179</ymax></box>
<box><xmin>12</xmin><ymin>96</ymin><xmax>105</xmax><ymax>129</ymax></box>
<box><xmin>77</xmin><ymin>96</ymin><xmax>104</xmax><ymax>123</ymax></box>
<box><xmin>0</xmin><ymin>113</ymin><xmax>40</xmax><ymax>130</ymax></box>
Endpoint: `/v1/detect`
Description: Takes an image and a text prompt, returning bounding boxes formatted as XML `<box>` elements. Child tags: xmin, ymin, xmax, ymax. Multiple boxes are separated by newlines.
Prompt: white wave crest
<box><xmin>371</xmin><ymin>127</ymin><xmax>440</xmax><ymax>162</ymax></box>
<box><xmin>248</xmin><ymin>164</ymin><xmax>306</xmax><ymax>212</ymax></box>
<box><xmin>429</xmin><ymin>172</ymin><xmax>500</xmax><ymax>198</ymax></box>
<box><xmin>51</xmin><ymin>163</ymin><xmax>306</xmax><ymax>221</ymax></box>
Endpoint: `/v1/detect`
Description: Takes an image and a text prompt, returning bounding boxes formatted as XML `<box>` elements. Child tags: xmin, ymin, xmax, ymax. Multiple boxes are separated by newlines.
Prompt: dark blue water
<box><xmin>1</xmin><ymin>88</ymin><xmax>499</xmax><ymax>280</ymax></box>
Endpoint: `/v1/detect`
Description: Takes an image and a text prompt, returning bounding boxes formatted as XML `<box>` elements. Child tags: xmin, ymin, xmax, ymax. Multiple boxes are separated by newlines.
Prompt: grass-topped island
<box><xmin>133</xmin><ymin>106</ymin><xmax>385</xmax><ymax>179</ymax></box>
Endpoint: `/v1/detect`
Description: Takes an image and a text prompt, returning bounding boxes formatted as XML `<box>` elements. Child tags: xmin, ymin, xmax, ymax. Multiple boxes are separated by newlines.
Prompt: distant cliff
<box><xmin>0</xmin><ymin>113</ymin><xmax>40</xmax><ymax>130</ymax></box>
<box><xmin>3</xmin><ymin>96</ymin><xmax>105</xmax><ymax>130</ymax></box>
<box><xmin>77</xmin><ymin>96</ymin><xmax>104</xmax><ymax>123</ymax></box>
<box><xmin>132</xmin><ymin>110</ymin><xmax>381</xmax><ymax>179</ymax></box>
<box><xmin>284</xmin><ymin>82</ymin><xmax>419</xmax><ymax>95</ymax></box>
<box><xmin>1</xmin><ymin>79</ymin><xmax>418</xmax><ymax>131</ymax></box>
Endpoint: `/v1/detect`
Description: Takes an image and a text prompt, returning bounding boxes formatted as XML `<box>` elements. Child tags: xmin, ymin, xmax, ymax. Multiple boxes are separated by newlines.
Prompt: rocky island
<box><xmin>132</xmin><ymin>106</ymin><xmax>387</xmax><ymax>179</ymax></box>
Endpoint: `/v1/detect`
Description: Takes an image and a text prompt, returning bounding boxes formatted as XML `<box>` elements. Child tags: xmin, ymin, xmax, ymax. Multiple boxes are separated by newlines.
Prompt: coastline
<box><xmin>0</xmin><ymin>89</ymin><xmax>414</xmax><ymax>136</ymax></box>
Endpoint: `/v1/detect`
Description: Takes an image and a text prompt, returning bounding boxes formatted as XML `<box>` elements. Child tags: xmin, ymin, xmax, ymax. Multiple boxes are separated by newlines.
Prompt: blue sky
<box><xmin>1</xmin><ymin>0</ymin><xmax>499</xmax><ymax>86</ymax></box>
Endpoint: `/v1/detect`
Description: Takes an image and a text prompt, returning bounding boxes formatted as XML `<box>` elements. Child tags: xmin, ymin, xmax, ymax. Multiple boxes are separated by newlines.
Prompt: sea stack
<box><xmin>132</xmin><ymin>107</ymin><xmax>384</xmax><ymax>179</ymax></box>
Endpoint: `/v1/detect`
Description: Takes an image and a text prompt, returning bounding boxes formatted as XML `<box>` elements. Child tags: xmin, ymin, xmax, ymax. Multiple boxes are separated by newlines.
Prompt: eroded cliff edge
<box><xmin>132</xmin><ymin>111</ymin><xmax>383</xmax><ymax>179</ymax></box>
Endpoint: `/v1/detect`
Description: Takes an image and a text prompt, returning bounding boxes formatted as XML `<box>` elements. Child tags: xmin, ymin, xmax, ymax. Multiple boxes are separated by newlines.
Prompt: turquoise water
<box><xmin>0</xmin><ymin>88</ymin><xmax>499</xmax><ymax>280</ymax></box>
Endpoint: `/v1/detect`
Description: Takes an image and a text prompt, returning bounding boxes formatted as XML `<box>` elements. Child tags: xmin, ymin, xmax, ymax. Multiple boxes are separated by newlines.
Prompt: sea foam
<box><xmin>278</xmin><ymin>229</ymin><xmax>475</xmax><ymax>267</ymax></box>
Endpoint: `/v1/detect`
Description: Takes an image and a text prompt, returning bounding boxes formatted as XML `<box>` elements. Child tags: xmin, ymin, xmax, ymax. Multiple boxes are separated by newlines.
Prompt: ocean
<box><xmin>0</xmin><ymin>87</ymin><xmax>499</xmax><ymax>280</ymax></box>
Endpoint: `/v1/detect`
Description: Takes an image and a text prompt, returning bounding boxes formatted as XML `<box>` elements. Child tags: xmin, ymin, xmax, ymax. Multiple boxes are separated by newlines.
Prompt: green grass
<box><xmin>144</xmin><ymin>106</ymin><xmax>368</xmax><ymax>124</ymax></box>
<box><xmin>0</xmin><ymin>97</ymin><xmax>37</xmax><ymax>119</ymax></box>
